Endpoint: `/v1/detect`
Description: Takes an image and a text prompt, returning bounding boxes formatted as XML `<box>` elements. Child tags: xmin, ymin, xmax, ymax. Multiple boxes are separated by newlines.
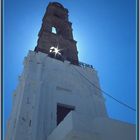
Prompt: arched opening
<box><xmin>52</xmin><ymin>26</ymin><xmax>57</xmax><ymax>34</ymax></box>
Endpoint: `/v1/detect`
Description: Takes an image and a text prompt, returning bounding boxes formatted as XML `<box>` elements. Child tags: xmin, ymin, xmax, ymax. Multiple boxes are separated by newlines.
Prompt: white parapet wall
<box><xmin>48</xmin><ymin>111</ymin><xmax>136</xmax><ymax>140</ymax></box>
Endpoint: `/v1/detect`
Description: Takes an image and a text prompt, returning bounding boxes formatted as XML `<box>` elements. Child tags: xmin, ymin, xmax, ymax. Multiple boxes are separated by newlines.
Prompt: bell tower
<box><xmin>35</xmin><ymin>2</ymin><xmax>79</xmax><ymax>65</ymax></box>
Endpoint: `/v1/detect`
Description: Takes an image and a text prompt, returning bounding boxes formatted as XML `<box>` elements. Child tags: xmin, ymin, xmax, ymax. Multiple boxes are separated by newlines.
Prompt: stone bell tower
<box><xmin>5</xmin><ymin>2</ymin><xmax>135</xmax><ymax>140</ymax></box>
<box><xmin>35</xmin><ymin>2</ymin><xmax>79</xmax><ymax>64</ymax></box>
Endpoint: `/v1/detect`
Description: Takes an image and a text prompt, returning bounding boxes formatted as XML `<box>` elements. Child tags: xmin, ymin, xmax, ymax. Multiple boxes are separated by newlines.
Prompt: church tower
<box><xmin>35</xmin><ymin>2</ymin><xmax>79</xmax><ymax>65</ymax></box>
<box><xmin>5</xmin><ymin>2</ymin><xmax>135</xmax><ymax>140</ymax></box>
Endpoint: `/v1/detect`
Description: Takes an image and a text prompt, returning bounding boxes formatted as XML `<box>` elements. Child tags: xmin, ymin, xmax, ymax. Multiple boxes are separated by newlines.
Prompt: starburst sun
<box><xmin>50</xmin><ymin>46</ymin><xmax>62</xmax><ymax>57</ymax></box>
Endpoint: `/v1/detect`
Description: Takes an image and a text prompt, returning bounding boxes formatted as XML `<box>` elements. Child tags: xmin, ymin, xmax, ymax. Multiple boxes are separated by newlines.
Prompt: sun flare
<box><xmin>50</xmin><ymin>46</ymin><xmax>62</xmax><ymax>57</ymax></box>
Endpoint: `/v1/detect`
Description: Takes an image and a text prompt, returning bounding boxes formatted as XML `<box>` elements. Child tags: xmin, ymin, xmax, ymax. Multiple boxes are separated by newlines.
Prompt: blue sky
<box><xmin>4</xmin><ymin>0</ymin><xmax>137</xmax><ymax>135</ymax></box>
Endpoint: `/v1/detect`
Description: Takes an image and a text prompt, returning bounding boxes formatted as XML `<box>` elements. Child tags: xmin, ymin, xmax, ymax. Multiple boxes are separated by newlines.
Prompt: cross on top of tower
<box><xmin>34</xmin><ymin>2</ymin><xmax>79</xmax><ymax>65</ymax></box>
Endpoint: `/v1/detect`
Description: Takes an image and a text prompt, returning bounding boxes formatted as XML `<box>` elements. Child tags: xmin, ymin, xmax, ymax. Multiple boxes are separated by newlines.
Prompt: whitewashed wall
<box><xmin>6</xmin><ymin>50</ymin><xmax>134</xmax><ymax>140</ymax></box>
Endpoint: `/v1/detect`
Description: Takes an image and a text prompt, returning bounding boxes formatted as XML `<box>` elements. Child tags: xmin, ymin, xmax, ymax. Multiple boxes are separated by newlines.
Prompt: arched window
<box><xmin>52</xmin><ymin>26</ymin><xmax>57</xmax><ymax>34</ymax></box>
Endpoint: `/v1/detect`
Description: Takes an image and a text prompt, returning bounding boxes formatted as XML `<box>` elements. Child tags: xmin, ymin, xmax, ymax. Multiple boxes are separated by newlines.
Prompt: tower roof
<box><xmin>49</xmin><ymin>2</ymin><xmax>65</xmax><ymax>9</ymax></box>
